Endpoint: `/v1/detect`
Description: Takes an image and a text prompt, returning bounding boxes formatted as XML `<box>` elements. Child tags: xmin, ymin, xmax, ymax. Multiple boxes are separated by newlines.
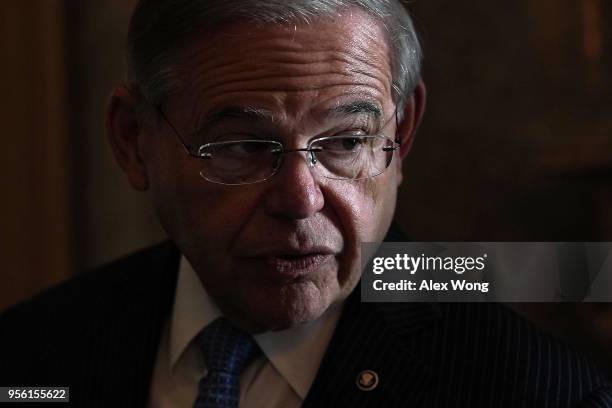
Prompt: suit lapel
<box><xmin>90</xmin><ymin>242</ymin><xmax>180</xmax><ymax>407</ymax></box>
<box><xmin>304</xmin><ymin>286</ymin><xmax>441</xmax><ymax>407</ymax></box>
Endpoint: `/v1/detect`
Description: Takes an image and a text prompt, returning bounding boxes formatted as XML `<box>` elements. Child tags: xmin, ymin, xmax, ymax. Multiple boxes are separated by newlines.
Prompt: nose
<box><xmin>264</xmin><ymin>151</ymin><xmax>324</xmax><ymax>219</ymax></box>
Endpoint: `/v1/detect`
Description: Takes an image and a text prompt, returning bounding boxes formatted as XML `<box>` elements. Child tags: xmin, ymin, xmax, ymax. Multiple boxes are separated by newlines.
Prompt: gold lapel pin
<box><xmin>356</xmin><ymin>370</ymin><xmax>379</xmax><ymax>391</ymax></box>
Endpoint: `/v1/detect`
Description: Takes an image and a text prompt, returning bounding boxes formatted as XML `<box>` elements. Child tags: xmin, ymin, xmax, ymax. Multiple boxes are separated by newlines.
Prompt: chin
<box><xmin>236</xmin><ymin>279</ymin><xmax>337</xmax><ymax>333</ymax></box>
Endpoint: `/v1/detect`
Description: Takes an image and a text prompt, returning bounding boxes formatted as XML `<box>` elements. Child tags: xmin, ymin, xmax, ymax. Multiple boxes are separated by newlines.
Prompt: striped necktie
<box><xmin>193</xmin><ymin>317</ymin><xmax>261</xmax><ymax>408</ymax></box>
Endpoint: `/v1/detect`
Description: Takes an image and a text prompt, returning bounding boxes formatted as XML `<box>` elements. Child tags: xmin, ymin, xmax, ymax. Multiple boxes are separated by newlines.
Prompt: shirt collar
<box><xmin>169</xmin><ymin>256</ymin><xmax>343</xmax><ymax>399</ymax></box>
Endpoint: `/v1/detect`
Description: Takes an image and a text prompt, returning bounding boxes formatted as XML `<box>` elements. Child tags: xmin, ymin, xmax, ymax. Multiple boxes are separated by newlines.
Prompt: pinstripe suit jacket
<box><xmin>1</xmin><ymin>239</ymin><xmax>612</xmax><ymax>407</ymax></box>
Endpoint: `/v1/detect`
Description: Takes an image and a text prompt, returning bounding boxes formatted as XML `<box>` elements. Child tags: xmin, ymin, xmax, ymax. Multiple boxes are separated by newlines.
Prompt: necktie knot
<box><xmin>196</xmin><ymin>317</ymin><xmax>260</xmax><ymax>375</ymax></box>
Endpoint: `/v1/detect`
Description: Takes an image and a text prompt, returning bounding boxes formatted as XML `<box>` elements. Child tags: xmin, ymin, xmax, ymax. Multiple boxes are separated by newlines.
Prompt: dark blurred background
<box><xmin>1</xmin><ymin>0</ymin><xmax>611</xmax><ymax>371</ymax></box>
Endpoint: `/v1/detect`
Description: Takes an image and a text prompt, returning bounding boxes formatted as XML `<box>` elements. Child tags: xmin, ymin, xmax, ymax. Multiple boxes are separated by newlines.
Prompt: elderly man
<box><xmin>1</xmin><ymin>0</ymin><xmax>612</xmax><ymax>407</ymax></box>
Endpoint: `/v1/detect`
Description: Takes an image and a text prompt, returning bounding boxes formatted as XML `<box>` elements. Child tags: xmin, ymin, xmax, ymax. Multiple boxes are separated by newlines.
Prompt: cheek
<box><xmin>327</xmin><ymin>171</ymin><xmax>398</xmax><ymax>245</ymax></box>
<box><xmin>320</xmin><ymin>174</ymin><xmax>396</xmax><ymax>296</ymax></box>
<box><xmin>146</xmin><ymin>147</ymin><xmax>259</xmax><ymax>264</ymax></box>
<box><xmin>173</xmin><ymin>187</ymin><xmax>257</xmax><ymax>253</ymax></box>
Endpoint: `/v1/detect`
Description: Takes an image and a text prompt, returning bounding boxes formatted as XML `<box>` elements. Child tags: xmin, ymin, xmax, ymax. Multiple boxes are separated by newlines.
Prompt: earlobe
<box><xmin>105</xmin><ymin>84</ymin><xmax>150</xmax><ymax>191</ymax></box>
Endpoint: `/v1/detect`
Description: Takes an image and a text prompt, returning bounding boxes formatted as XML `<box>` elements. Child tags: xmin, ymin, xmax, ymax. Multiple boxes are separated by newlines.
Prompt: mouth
<box><xmin>267</xmin><ymin>253</ymin><xmax>333</xmax><ymax>275</ymax></box>
<box><xmin>241</xmin><ymin>250</ymin><xmax>336</xmax><ymax>280</ymax></box>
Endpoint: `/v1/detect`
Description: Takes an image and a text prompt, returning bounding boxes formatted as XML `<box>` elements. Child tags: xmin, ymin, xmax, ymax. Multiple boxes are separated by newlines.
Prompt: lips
<box><xmin>267</xmin><ymin>253</ymin><xmax>333</xmax><ymax>274</ymax></box>
<box><xmin>239</xmin><ymin>247</ymin><xmax>337</xmax><ymax>280</ymax></box>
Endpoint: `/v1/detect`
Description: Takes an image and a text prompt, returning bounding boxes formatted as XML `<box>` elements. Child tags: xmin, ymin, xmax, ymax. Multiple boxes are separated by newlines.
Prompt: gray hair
<box><xmin>127</xmin><ymin>0</ymin><xmax>422</xmax><ymax>115</ymax></box>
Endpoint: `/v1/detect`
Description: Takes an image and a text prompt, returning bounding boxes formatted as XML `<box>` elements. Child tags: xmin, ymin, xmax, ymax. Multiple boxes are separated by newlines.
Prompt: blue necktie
<box><xmin>193</xmin><ymin>318</ymin><xmax>261</xmax><ymax>408</ymax></box>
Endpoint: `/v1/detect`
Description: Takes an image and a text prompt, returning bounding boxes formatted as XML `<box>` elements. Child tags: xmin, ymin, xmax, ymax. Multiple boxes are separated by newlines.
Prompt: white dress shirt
<box><xmin>148</xmin><ymin>256</ymin><xmax>343</xmax><ymax>407</ymax></box>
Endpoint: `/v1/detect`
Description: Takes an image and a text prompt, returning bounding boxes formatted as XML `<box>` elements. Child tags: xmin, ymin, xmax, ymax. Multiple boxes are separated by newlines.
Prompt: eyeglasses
<box><xmin>157</xmin><ymin>109</ymin><xmax>401</xmax><ymax>186</ymax></box>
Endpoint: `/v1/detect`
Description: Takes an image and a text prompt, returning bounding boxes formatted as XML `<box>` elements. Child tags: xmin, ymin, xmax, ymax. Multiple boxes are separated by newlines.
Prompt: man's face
<box><xmin>142</xmin><ymin>10</ymin><xmax>402</xmax><ymax>332</ymax></box>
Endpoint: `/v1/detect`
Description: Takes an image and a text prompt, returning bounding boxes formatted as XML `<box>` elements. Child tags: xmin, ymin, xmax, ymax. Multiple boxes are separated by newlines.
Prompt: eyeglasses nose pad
<box><xmin>308</xmin><ymin>151</ymin><xmax>317</xmax><ymax>167</ymax></box>
<box><xmin>272</xmin><ymin>152</ymin><xmax>282</xmax><ymax>172</ymax></box>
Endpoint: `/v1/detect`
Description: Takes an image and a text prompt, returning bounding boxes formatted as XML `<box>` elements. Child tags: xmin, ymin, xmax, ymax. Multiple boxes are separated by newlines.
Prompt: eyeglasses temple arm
<box><xmin>394</xmin><ymin>109</ymin><xmax>401</xmax><ymax>146</ymax></box>
<box><xmin>157</xmin><ymin>108</ymin><xmax>198</xmax><ymax>157</ymax></box>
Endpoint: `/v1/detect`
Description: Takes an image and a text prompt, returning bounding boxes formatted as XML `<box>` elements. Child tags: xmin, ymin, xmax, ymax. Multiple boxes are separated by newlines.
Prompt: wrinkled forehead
<box><xmin>164</xmin><ymin>8</ymin><xmax>395</xmax><ymax>128</ymax></box>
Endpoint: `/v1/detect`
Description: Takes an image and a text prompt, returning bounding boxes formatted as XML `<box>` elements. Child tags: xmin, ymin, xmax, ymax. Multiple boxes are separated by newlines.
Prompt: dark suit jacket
<box><xmin>1</xmin><ymin>239</ymin><xmax>612</xmax><ymax>407</ymax></box>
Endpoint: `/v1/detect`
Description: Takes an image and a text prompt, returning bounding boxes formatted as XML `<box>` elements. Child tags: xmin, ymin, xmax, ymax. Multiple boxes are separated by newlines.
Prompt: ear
<box><xmin>394</xmin><ymin>80</ymin><xmax>427</xmax><ymax>186</ymax></box>
<box><xmin>105</xmin><ymin>84</ymin><xmax>150</xmax><ymax>191</ymax></box>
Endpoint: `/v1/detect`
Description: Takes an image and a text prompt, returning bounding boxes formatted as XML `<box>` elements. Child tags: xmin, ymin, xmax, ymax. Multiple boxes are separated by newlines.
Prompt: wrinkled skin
<box><xmin>107</xmin><ymin>8</ymin><xmax>425</xmax><ymax>333</ymax></box>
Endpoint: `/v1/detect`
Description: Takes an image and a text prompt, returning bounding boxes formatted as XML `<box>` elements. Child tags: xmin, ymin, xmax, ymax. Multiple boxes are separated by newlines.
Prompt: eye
<box><xmin>220</xmin><ymin>141</ymin><xmax>267</xmax><ymax>156</ymax></box>
<box><xmin>200</xmin><ymin>140</ymin><xmax>274</xmax><ymax>161</ymax></box>
<box><xmin>339</xmin><ymin>137</ymin><xmax>363</xmax><ymax>152</ymax></box>
<box><xmin>313</xmin><ymin>136</ymin><xmax>366</xmax><ymax>153</ymax></box>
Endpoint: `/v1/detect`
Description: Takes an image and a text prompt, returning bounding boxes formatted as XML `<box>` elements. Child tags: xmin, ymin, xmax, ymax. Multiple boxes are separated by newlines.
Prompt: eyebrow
<box><xmin>197</xmin><ymin>100</ymin><xmax>384</xmax><ymax>133</ymax></box>
<box><xmin>327</xmin><ymin>101</ymin><xmax>383</xmax><ymax>120</ymax></box>
<box><xmin>199</xmin><ymin>106</ymin><xmax>276</xmax><ymax>130</ymax></box>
